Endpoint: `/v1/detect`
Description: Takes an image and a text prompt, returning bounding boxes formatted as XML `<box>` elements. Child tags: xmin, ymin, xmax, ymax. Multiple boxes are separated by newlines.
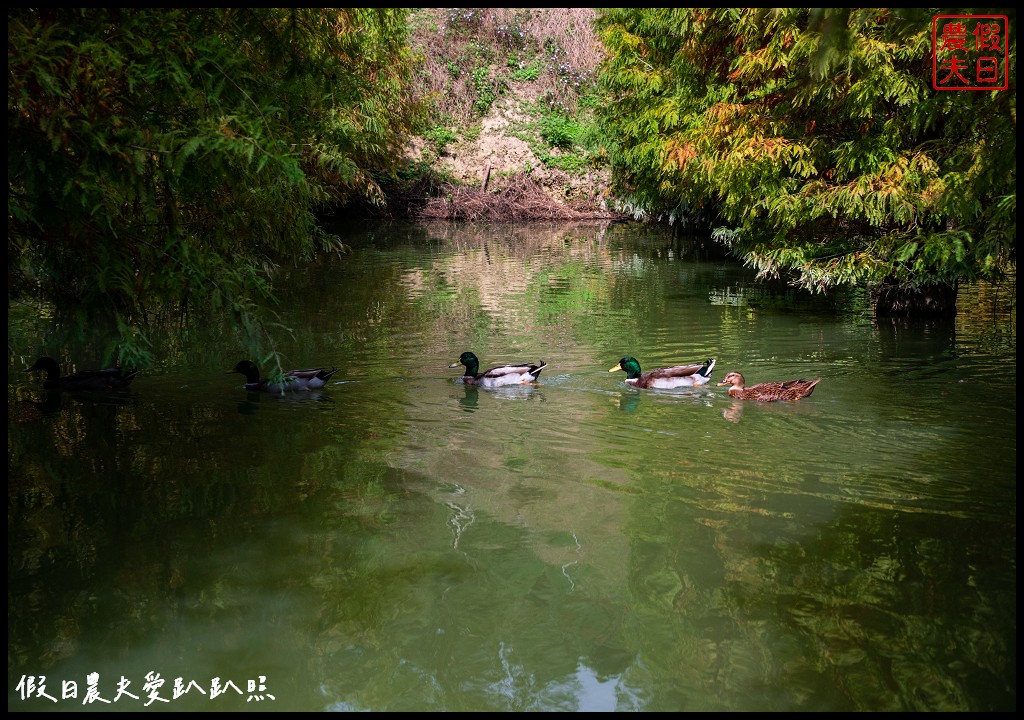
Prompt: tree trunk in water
<box><xmin>873</xmin><ymin>281</ymin><xmax>958</xmax><ymax>318</ymax></box>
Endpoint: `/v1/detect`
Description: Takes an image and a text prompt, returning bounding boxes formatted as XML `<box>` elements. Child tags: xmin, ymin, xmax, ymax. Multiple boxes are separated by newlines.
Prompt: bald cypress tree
<box><xmin>8</xmin><ymin>8</ymin><xmax>424</xmax><ymax>366</ymax></box>
<box><xmin>596</xmin><ymin>8</ymin><xmax>1015</xmax><ymax>316</ymax></box>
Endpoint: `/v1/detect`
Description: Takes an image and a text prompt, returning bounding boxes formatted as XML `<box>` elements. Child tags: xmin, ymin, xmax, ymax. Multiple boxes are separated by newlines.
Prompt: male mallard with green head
<box><xmin>26</xmin><ymin>356</ymin><xmax>139</xmax><ymax>391</ymax></box>
<box><xmin>609</xmin><ymin>357</ymin><xmax>716</xmax><ymax>389</ymax></box>
<box><xmin>449</xmin><ymin>351</ymin><xmax>547</xmax><ymax>387</ymax></box>
<box><xmin>717</xmin><ymin>371</ymin><xmax>822</xmax><ymax>402</ymax></box>
<box><xmin>228</xmin><ymin>360</ymin><xmax>338</xmax><ymax>394</ymax></box>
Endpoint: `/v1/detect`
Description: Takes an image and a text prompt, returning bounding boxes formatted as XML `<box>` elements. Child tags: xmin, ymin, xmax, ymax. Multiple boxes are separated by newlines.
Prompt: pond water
<box><xmin>7</xmin><ymin>220</ymin><xmax>1016</xmax><ymax>711</ymax></box>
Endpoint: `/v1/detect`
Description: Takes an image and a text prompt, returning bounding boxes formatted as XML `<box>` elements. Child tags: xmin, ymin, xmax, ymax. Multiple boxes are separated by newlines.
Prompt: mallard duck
<box><xmin>717</xmin><ymin>371</ymin><xmax>822</xmax><ymax>401</ymax></box>
<box><xmin>449</xmin><ymin>351</ymin><xmax>547</xmax><ymax>387</ymax></box>
<box><xmin>609</xmin><ymin>356</ymin><xmax>716</xmax><ymax>389</ymax></box>
<box><xmin>228</xmin><ymin>359</ymin><xmax>338</xmax><ymax>393</ymax></box>
<box><xmin>26</xmin><ymin>356</ymin><xmax>139</xmax><ymax>391</ymax></box>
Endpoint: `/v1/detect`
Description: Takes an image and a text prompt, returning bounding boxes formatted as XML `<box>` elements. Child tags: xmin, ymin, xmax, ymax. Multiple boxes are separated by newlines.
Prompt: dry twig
<box><xmin>415</xmin><ymin>174</ymin><xmax>611</xmax><ymax>222</ymax></box>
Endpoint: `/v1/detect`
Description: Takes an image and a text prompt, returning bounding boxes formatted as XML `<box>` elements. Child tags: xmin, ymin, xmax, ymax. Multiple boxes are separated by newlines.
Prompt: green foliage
<box><xmin>538</xmin><ymin>113</ymin><xmax>578</xmax><ymax>151</ymax></box>
<box><xmin>471</xmin><ymin>66</ymin><xmax>502</xmax><ymax>115</ymax></box>
<box><xmin>424</xmin><ymin>126</ymin><xmax>460</xmax><ymax>155</ymax></box>
<box><xmin>8</xmin><ymin>8</ymin><xmax>425</xmax><ymax>365</ymax></box>
<box><xmin>537</xmin><ymin>152</ymin><xmax>589</xmax><ymax>174</ymax></box>
<box><xmin>595</xmin><ymin>8</ymin><xmax>1016</xmax><ymax>299</ymax></box>
<box><xmin>521</xmin><ymin>97</ymin><xmax>610</xmax><ymax>177</ymax></box>
<box><xmin>509</xmin><ymin>57</ymin><xmax>544</xmax><ymax>82</ymax></box>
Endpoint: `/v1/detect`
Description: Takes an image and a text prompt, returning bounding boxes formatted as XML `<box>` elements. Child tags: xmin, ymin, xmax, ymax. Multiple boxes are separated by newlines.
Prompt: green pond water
<box><xmin>8</xmin><ymin>220</ymin><xmax>1016</xmax><ymax>711</ymax></box>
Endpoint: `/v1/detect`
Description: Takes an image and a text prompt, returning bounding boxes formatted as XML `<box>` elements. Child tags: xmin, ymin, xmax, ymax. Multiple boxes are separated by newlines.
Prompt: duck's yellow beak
<box><xmin>449</xmin><ymin>361</ymin><xmax>461</xmax><ymax>368</ymax></box>
<box><xmin>608</xmin><ymin>364</ymin><xmax>622</xmax><ymax>372</ymax></box>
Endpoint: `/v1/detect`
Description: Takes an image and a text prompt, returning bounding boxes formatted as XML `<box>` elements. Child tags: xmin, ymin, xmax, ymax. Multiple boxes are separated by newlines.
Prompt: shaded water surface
<box><xmin>8</xmin><ymin>220</ymin><xmax>1016</xmax><ymax>711</ymax></box>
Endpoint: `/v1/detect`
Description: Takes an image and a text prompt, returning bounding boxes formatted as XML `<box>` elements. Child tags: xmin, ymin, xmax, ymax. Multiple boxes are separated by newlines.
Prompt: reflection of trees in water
<box><xmin>309</xmin><ymin>465</ymin><xmax>641</xmax><ymax>711</ymax></box>
<box><xmin>953</xmin><ymin>280</ymin><xmax>1016</xmax><ymax>350</ymax></box>
<box><xmin>7</xmin><ymin>393</ymin><xmax>345</xmax><ymax>676</ymax></box>
<box><xmin>418</xmin><ymin>219</ymin><xmax>615</xmax><ymax>252</ymax></box>
<box><xmin>399</xmin><ymin>221</ymin><xmax>623</xmax><ymax>353</ymax></box>
<box><xmin>870</xmin><ymin>313</ymin><xmax>958</xmax><ymax>366</ymax></box>
<box><xmin>618</xmin><ymin>460</ymin><xmax>1016</xmax><ymax>711</ymax></box>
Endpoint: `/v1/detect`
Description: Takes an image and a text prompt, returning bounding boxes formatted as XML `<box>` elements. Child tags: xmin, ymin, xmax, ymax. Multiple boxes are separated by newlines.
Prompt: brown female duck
<box><xmin>717</xmin><ymin>371</ymin><xmax>822</xmax><ymax>401</ymax></box>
